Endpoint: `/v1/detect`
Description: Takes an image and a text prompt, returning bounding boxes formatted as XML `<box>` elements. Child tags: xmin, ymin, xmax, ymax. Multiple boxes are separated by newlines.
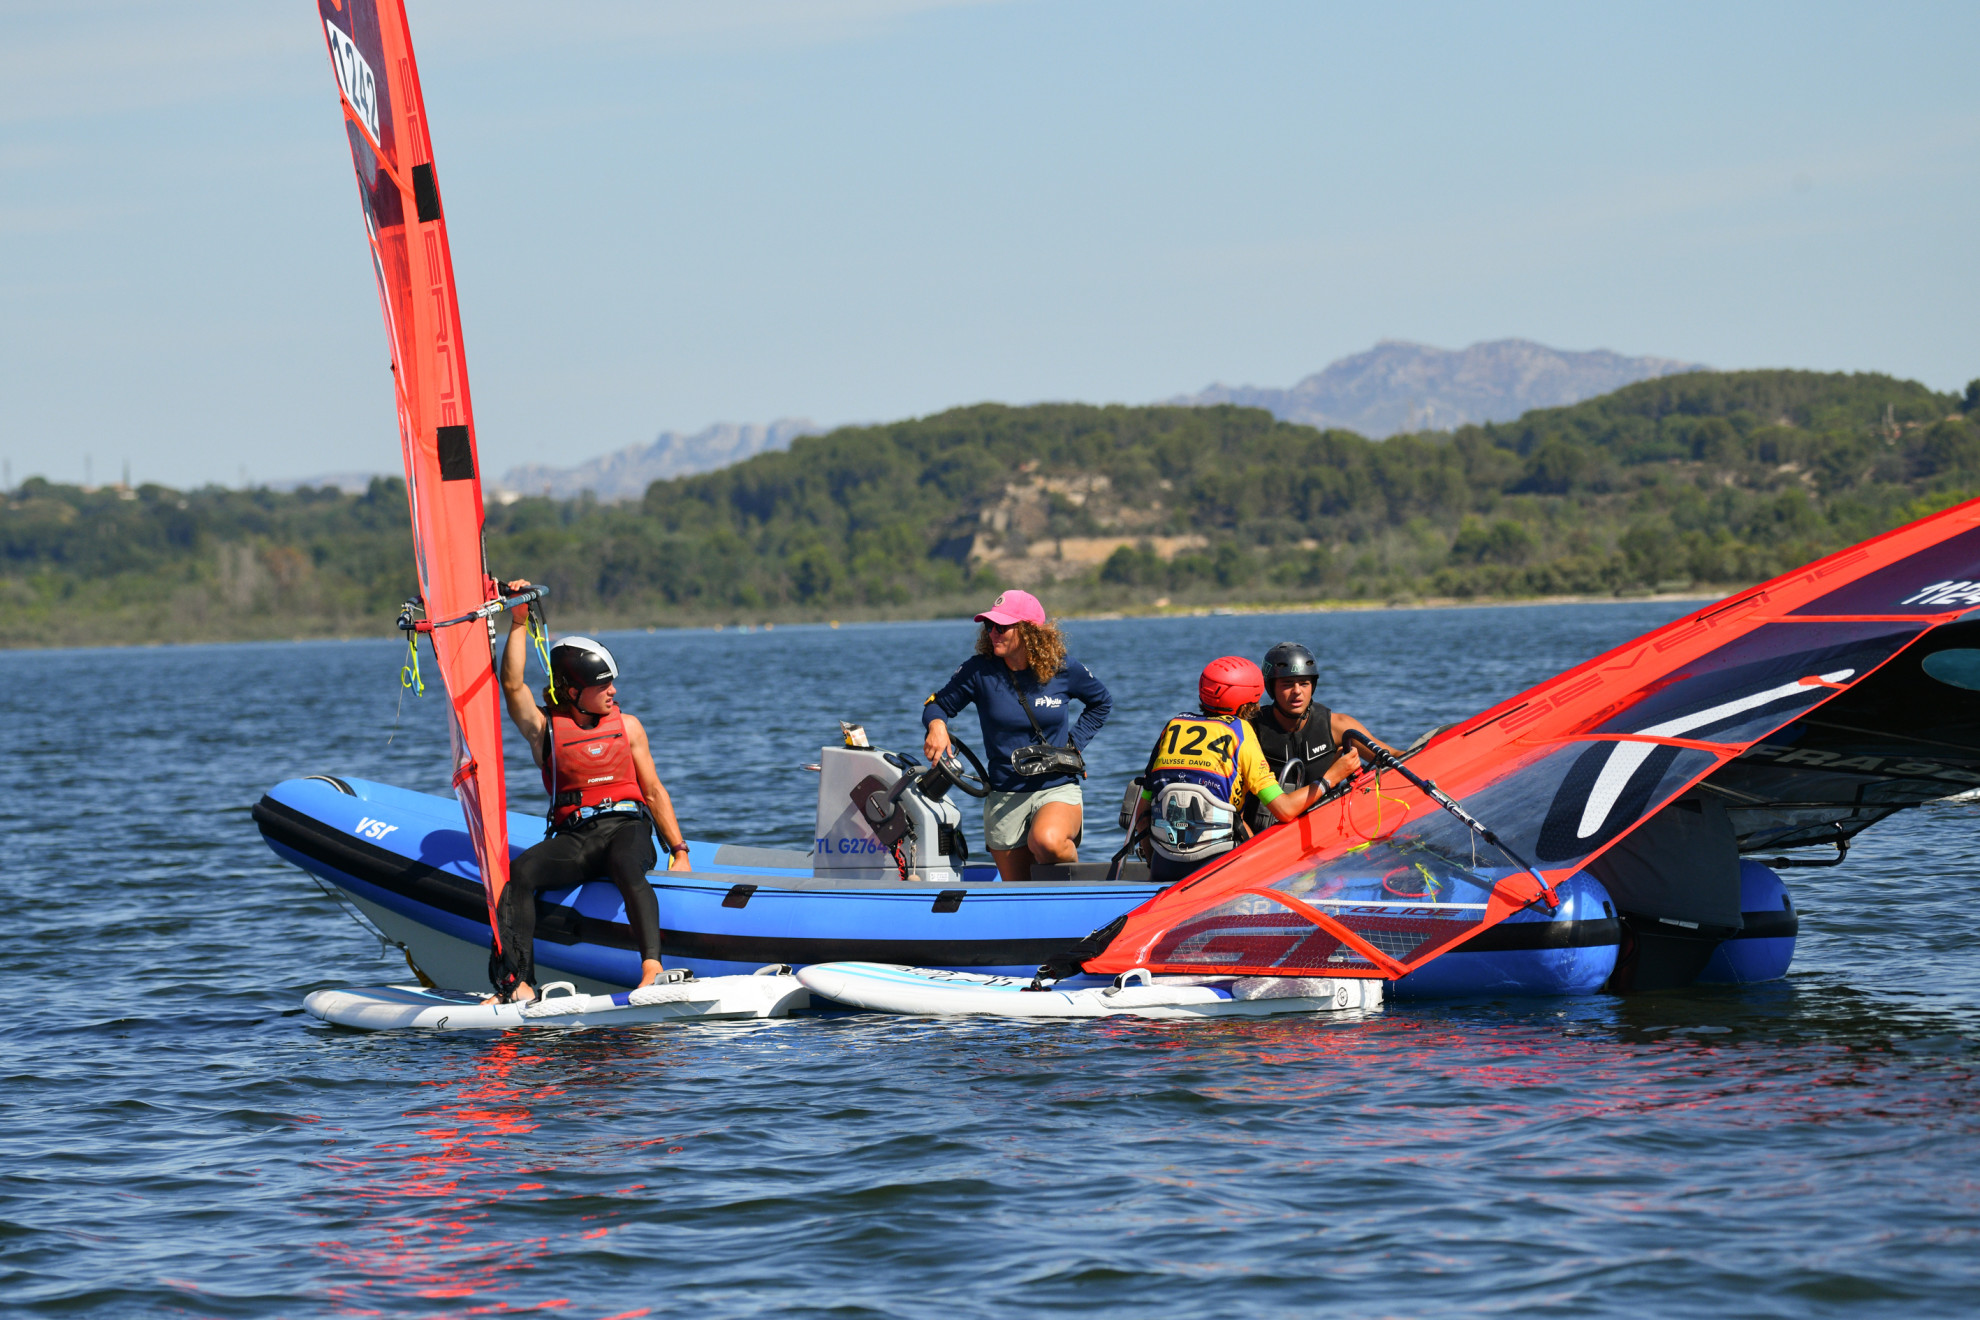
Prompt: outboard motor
<box><xmin>813</xmin><ymin>744</ymin><xmax>971</xmax><ymax>882</ymax></box>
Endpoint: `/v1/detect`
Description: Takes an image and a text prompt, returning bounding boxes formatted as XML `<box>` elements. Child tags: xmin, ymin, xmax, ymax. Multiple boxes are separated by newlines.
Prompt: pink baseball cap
<box><xmin>975</xmin><ymin>589</ymin><xmax>1047</xmax><ymax>627</ymax></box>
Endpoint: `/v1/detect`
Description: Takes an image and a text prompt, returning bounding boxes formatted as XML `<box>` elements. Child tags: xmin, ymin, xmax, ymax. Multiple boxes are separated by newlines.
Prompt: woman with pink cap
<box><xmin>922</xmin><ymin>590</ymin><xmax>1113</xmax><ymax>881</ymax></box>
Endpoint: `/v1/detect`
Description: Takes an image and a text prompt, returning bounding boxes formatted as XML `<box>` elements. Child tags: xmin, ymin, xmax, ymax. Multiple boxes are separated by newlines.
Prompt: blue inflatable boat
<box><xmin>254</xmin><ymin>770</ymin><xmax>1677</xmax><ymax>1000</ymax></box>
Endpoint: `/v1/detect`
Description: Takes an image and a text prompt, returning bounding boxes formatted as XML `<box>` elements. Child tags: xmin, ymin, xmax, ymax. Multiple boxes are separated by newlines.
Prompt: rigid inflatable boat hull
<box><xmin>1697</xmin><ymin>861</ymin><xmax>1800</xmax><ymax>985</ymax></box>
<box><xmin>258</xmin><ymin>776</ymin><xmax>1634</xmax><ymax>999</ymax></box>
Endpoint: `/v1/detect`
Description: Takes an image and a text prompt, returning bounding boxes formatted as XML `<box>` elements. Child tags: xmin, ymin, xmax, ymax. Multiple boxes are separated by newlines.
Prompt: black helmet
<box><xmin>1261</xmin><ymin>641</ymin><xmax>1318</xmax><ymax>686</ymax></box>
<box><xmin>550</xmin><ymin>635</ymin><xmax>618</xmax><ymax>693</ymax></box>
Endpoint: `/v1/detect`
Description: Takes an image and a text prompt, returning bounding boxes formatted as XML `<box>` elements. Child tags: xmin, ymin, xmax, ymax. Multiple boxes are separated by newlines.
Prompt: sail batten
<box><xmin>318</xmin><ymin>1</ymin><xmax>514</xmax><ymax>950</ymax></box>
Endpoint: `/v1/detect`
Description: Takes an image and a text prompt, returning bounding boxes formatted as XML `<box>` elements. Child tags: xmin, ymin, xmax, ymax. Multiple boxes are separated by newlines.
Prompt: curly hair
<box><xmin>976</xmin><ymin>617</ymin><xmax>1067</xmax><ymax>684</ymax></box>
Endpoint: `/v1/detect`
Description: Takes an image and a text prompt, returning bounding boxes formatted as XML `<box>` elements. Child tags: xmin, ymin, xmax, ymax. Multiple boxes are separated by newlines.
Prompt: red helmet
<box><xmin>1199</xmin><ymin>656</ymin><xmax>1265</xmax><ymax>713</ymax></box>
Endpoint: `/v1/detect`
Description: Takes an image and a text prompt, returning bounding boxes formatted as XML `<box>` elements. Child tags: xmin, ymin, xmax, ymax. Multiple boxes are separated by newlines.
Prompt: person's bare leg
<box><xmin>636</xmin><ymin>958</ymin><xmax>665</xmax><ymax>987</ymax></box>
<box><xmin>990</xmin><ymin>846</ymin><xmax>1033</xmax><ymax>883</ymax></box>
<box><xmin>1028</xmin><ymin>801</ymin><xmax>1082</xmax><ymax>867</ymax></box>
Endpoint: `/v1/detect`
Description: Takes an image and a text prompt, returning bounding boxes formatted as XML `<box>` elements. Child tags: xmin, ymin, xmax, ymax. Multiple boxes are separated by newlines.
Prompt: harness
<box><xmin>1143</xmin><ymin>711</ymin><xmax>1251</xmax><ymax>862</ymax></box>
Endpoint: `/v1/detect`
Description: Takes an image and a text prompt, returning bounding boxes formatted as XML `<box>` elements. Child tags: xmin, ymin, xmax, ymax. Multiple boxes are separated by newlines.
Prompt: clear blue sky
<box><xmin>3</xmin><ymin>1</ymin><xmax>1975</xmax><ymax>490</ymax></box>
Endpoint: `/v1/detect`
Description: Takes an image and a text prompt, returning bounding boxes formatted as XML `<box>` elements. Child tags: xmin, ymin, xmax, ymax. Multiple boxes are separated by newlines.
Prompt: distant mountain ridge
<box><xmin>494</xmin><ymin>418</ymin><xmax>821</xmax><ymax>502</ymax></box>
<box><xmin>282</xmin><ymin>342</ymin><xmax>1699</xmax><ymax>498</ymax></box>
<box><xmin>1173</xmin><ymin>338</ymin><xmax>1704</xmax><ymax>437</ymax></box>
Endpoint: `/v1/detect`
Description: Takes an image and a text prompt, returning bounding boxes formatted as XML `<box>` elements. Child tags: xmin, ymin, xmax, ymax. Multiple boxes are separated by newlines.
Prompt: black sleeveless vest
<box><xmin>1245</xmin><ymin>701</ymin><xmax>1341</xmax><ymax>832</ymax></box>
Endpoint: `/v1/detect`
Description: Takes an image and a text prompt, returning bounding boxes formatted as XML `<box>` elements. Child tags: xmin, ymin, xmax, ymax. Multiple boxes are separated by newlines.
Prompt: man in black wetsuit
<box><xmin>1243</xmin><ymin>641</ymin><xmax>1382</xmax><ymax>836</ymax></box>
<box><xmin>485</xmin><ymin>580</ymin><xmax>692</xmax><ymax>1004</ymax></box>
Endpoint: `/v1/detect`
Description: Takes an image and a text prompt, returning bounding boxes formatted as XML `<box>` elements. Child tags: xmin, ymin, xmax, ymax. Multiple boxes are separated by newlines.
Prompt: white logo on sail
<box><xmin>1901</xmin><ymin>580</ymin><xmax>1980</xmax><ymax>608</ymax></box>
<box><xmin>1575</xmin><ymin>669</ymin><xmax>1855</xmax><ymax>839</ymax></box>
<box><xmin>325</xmin><ymin>21</ymin><xmax>381</xmax><ymax>143</ymax></box>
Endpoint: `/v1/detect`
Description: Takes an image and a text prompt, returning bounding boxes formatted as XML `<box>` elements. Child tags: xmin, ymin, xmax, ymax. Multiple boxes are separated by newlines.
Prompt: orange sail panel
<box><xmin>318</xmin><ymin>1</ymin><xmax>513</xmax><ymax>940</ymax></box>
<box><xmin>1088</xmin><ymin>497</ymin><xmax>1980</xmax><ymax>978</ymax></box>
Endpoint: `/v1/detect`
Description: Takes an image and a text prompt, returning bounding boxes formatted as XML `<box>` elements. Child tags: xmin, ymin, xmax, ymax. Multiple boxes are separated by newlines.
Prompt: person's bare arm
<box><xmin>623</xmin><ymin>713</ymin><xmax>690</xmax><ymax>872</ymax></box>
<box><xmin>1266</xmin><ymin>782</ymin><xmax>1328</xmax><ymax>823</ymax></box>
<box><xmin>499</xmin><ymin>583</ymin><xmax>547</xmax><ymax>766</ymax></box>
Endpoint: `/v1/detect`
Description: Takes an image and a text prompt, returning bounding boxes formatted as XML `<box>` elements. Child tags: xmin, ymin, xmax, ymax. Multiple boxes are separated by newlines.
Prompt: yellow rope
<box><xmin>401</xmin><ymin>630</ymin><xmax>425</xmax><ymax>696</ymax></box>
<box><xmin>1345</xmin><ymin>764</ymin><xmax>1414</xmax><ymax>847</ymax></box>
<box><xmin>526</xmin><ymin>602</ymin><xmax>555</xmax><ymax>705</ymax></box>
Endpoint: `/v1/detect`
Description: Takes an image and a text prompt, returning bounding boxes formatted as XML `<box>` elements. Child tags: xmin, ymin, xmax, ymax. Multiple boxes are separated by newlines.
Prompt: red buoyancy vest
<box><xmin>541</xmin><ymin>708</ymin><xmax>643</xmax><ymax>827</ymax></box>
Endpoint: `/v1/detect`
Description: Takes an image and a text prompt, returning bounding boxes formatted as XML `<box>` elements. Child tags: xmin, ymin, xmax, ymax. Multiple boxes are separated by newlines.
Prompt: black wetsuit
<box><xmin>489</xmin><ymin>814</ymin><xmax>662</xmax><ymax>996</ymax></box>
<box><xmin>1245</xmin><ymin>701</ymin><xmax>1343</xmax><ymax>835</ymax></box>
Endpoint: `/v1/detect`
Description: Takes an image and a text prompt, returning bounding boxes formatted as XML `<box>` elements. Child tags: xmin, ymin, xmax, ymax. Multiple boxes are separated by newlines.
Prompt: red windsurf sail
<box><xmin>1088</xmin><ymin>497</ymin><xmax>1980</xmax><ymax>978</ymax></box>
<box><xmin>317</xmin><ymin>1</ymin><xmax>514</xmax><ymax>940</ymax></box>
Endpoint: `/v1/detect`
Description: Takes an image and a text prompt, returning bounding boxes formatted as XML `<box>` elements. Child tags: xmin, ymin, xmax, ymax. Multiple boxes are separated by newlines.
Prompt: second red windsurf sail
<box><xmin>317</xmin><ymin>0</ymin><xmax>514</xmax><ymax>941</ymax></box>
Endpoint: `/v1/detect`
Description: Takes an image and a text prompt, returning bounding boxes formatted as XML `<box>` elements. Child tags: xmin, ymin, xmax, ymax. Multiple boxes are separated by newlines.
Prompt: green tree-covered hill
<box><xmin>6</xmin><ymin>369</ymin><xmax>1976</xmax><ymax>646</ymax></box>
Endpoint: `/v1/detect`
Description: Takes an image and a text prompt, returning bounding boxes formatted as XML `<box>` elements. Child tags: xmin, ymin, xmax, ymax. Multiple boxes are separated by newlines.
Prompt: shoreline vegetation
<box><xmin>6</xmin><ymin>369</ymin><xmax>1975</xmax><ymax>650</ymax></box>
<box><xmin>0</xmin><ymin>589</ymin><xmax>1729</xmax><ymax>654</ymax></box>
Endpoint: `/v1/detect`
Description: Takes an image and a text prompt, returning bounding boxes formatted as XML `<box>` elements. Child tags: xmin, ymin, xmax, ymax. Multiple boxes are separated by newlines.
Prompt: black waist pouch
<box><xmin>1008</xmin><ymin>672</ymin><xmax>1086</xmax><ymax>780</ymax></box>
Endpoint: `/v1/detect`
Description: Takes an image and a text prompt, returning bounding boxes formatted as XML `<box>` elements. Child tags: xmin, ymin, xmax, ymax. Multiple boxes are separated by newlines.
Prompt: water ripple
<box><xmin>1</xmin><ymin>606</ymin><xmax>1976</xmax><ymax>1316</ymax></box>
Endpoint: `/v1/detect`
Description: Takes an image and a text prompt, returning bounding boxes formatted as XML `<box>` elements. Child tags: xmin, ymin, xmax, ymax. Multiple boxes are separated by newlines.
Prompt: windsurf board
<box><xmin>796</xmin><ymin>962</ymin><xmax>1382</xmax><ymax>1019</ymax></box>
<box><xmin>305</xmin><ymin>971</ymin><xmax>808</xmax><ymax>1031</ymax></box>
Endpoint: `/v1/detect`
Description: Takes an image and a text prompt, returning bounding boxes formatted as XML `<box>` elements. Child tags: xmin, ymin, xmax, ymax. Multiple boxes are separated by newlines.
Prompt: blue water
<box><xmin>4</xmin><ymin>603</ymin><xmax>1977</xmax><ymax>1317</ymax></box>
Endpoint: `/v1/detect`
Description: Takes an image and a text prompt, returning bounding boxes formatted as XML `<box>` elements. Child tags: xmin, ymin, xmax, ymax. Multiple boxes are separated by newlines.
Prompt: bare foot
<box><xmin>481</xmin><ymin>982</ymin><xmax>537</xmax><ymax>1006</ymax></box>
<box><xmin>634</xmin><ymin>959</ymin><xmax>666</xmax><ymax>989</ymax></box>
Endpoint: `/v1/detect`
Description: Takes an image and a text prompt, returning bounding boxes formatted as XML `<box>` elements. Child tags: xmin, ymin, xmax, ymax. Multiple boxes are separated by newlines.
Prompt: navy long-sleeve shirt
<box><xmin>921</xmin><ymin>653</ymin><xmax>1113</xmax><ymax>792</ymax></box>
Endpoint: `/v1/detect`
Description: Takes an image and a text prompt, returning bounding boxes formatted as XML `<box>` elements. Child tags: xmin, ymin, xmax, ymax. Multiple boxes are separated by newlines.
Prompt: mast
<box><xmin>316</xmin><ymin>0</ymin><xmax>516</xmax><ymax>950</ymax></box>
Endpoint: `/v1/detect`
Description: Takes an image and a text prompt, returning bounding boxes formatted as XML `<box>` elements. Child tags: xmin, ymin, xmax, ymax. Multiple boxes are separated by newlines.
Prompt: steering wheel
<box><xmin>935</xmin><ymin>735</ymin><xmax>990</xmax><ymax>799</ymax></box>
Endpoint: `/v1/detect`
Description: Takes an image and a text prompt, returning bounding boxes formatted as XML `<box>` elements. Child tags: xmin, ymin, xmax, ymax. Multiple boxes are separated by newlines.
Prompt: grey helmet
<box><xmin>549</xmin><ymin>635</ymin><xmax>619</xmax><ymax>692</ymax></box>
<box><xmin>1261</xmin><ymin>641</ymin><xmax>1318</xmax><ymax>687</ymax></box>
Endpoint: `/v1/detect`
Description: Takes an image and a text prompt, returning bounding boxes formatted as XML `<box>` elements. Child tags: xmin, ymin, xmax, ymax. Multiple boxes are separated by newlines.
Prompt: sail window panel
<box><xmin>1269</xmin><ymin>838</ymin><xmax>1498</xmax><ymax>909</ymax></box>
<box><xmin>1267</xmin><ymin>842</ymin><xmax>1501</xmax><ymax>962</ymax></box>
<box><xmin>1146</xmin><ymin>885</ymin><xmax>1493</xmax><ymax>974</ymax></box>
<box><xmin>1921</xmin><ymin>649</ymin><xmax>1980</xmax><ymax>692</ymax></box>
<box><xmin>1146</xmin><ymin>893</ymin><xmax>1378</xmax><ymax>973</ymax></box>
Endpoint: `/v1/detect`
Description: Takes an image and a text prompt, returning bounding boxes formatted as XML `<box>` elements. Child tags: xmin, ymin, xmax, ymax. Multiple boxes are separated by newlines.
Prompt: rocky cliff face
<box><xmin>1174</xmin><ymin>339</ymin><xmax>1703</xmax><ymax>437</ymax></box>
<box><xmin>493</xmin><ymin>418</ymin><xmax>821</xmax><ymax>502</ymax></box>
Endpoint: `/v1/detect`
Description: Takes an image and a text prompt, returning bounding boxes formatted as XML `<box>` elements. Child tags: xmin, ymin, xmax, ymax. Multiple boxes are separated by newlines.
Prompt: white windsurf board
<box><xmin>796</xmin><ymin>962</ymin><xmax>1382</xmax><ymax>1019</ymax></box>
<box><xmin>305</xmin><ymin>971</ymin><xmax>808</xmax><ymax>1031</ymax></box>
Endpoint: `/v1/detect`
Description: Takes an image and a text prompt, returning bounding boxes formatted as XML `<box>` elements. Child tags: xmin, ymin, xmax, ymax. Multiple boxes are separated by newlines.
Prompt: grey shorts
<box><xmin>982</xmin><ymin>782</ymin><xmax>1084</xmax><ymax>852</ymax></box>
